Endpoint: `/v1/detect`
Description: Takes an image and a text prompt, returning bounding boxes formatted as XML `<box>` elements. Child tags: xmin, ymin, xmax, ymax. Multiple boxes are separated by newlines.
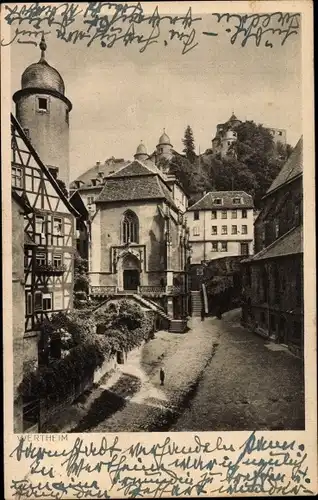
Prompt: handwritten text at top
<box><xmin>2</xmin><ymin>3</ymin><xmax>301</xmax><ymax>54</ymax></box>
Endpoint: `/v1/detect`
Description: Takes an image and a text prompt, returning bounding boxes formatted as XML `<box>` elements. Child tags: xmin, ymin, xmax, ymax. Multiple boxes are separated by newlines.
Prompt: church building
<box><xmin>70</xmin><ymin>131</ymin><xmax>191</xmax><ymax>331</ymax></box>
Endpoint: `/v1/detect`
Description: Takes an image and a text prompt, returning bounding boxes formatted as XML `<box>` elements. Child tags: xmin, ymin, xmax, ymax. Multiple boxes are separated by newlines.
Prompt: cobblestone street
<box><xmin>171</xmin><ymin>309</ymin><xmax>305</xmax><ymax>431</ymax></box>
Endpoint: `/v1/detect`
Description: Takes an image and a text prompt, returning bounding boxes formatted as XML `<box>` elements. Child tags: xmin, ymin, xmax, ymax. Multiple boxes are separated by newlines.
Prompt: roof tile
<box><xmin>188</xmin><ymin>191</ymin><xmax>254</xmax><ymax>211</ymax></box>
<box><xmin>266</xmin><ymin>137</ymin><xmax>303</xmax><ymax>195</ymax></box>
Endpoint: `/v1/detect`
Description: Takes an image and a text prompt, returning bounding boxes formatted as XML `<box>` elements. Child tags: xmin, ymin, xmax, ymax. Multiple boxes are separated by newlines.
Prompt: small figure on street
<box><xmin>201</xmin><ymin>308</ymin><xmax>205</xmax><ymax>321</ymax></box>
<box><xmin>160</xmin><ymin>368</ymin><xmax>165</xmax><ymax>386</ymax></box>
<box><xmin>216</xmin><ymin>305</ymin><xmax>222</xmax><ymax>320</ymax></box>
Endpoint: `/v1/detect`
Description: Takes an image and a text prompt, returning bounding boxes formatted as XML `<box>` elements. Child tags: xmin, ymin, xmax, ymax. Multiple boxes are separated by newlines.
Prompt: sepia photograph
<box><xmin>6</xmin><ymin>3</ymin><xmax>306</xmax><ymax>437</ymax></box>
<box><xmin>2</xmin><ymin>3</ymin><xmax>317</xmax><ymax>498</ymax></box>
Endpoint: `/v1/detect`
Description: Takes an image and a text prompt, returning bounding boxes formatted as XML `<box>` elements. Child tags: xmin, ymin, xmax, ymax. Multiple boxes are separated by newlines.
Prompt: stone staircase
<box><xmin>191</xmin><ymin>290</ymin><xmax>202</xmax><ymax>317</ymax></box>
<box><xmin>93</xmin><ymin>293</ymin><xmax>171</xmax><ymax>329</ymax></box>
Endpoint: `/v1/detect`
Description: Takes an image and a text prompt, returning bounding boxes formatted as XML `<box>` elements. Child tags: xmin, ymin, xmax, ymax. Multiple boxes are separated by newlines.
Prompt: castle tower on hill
<box><xmin>212</xmin><ymin>112</ymin><xmax>242</xmax><ymax>158</ymax></box>
<box><xmin>13</xmin><ymin>35</ymin><xmax>72</xmax><ymax>188</ymax></box>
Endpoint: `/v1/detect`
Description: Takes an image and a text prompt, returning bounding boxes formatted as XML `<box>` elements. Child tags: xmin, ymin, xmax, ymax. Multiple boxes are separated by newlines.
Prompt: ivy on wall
<box><xmin>19</xmin><ymin>299</ymin><xmax>154</xmax><ymax>400</ymax></box>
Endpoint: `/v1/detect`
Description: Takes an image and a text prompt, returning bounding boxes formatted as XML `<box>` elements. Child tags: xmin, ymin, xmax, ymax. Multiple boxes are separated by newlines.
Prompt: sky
<box><xmin>8</xmin><ymin>4</ymin><xmax>302</xmax><ymax>181</ymax></box>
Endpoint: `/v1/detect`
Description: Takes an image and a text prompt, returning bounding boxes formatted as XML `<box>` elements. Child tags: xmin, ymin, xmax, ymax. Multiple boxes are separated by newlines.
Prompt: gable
<box><xmin>109</xmin><ymin>160</ymin><xmax>152</xmax><ymax>178</ymax></box>
<box><xmin>266</xmin><ymin>137</ymin><xmax>303</xmax><ymax>196</ymax></box>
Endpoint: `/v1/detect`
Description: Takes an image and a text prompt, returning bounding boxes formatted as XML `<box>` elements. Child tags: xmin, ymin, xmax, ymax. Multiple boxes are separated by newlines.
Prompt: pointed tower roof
<box><xmin>158</xmin><ymin>129</ymin><xmax>172</xmax><ymax>146</ymax></box>
<box><xmin>21</xmin><ymin>35</ymin><xmax>65</xmax><ymax>95</ymax></box>
<box><xmin>135</xmin><ymin>141</ymin><xmax>147</xmax><ymax>155</ymax></box>
<box><xmin>229</xmin><ymin>112</ymin><xmax>238</xmax><ymax>122</ymax></box>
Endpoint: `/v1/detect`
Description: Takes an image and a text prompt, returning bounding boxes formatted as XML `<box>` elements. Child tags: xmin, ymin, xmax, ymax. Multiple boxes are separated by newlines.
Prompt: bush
<box><xmin>20</xmin><ymin>300</ymin><xmax>154</xmax><ymax>401</ymax></box>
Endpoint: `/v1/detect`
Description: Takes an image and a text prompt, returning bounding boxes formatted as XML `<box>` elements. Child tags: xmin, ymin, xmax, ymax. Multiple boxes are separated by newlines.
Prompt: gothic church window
<box><xmin>122</xmin><ymin>210</ymin><xmax>139</xmax><ymax>244</ymax></box>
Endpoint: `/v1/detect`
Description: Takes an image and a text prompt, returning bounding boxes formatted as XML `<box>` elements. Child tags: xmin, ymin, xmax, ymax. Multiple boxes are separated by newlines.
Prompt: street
<box><xmin>171</xmin><ymin>310</ymin><xmax>305</xmax><ymax>431</ymax></box>
<box><xmin>49</xmin><ymin>309</ymin><xmax>305</xmax><ymax>433</ymax></box>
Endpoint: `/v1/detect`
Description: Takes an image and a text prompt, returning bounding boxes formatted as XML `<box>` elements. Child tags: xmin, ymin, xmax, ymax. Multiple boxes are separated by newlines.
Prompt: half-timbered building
<box><xmin>11</xmin><ymin>114</ymin><xmax>79</xmax><ymax>334</ymax></box>
<box><xmin>11</xmin><ymin>114</ymin><xmax>79</xmax><ymax>431</ymax></box>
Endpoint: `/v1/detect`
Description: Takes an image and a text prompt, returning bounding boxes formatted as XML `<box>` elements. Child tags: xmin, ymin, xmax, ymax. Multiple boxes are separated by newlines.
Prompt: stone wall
<box><xmin>254</xmin><ymin>177</ymin><xmax>302</xmax><ymax>253</ymax></box>
<box><xmin>12</xmin><ymin>197</ymin><xmax>25</xmax><ymax>433</ymax></box>
<box><xmin>241</xmin><ymin>254</ymin><xmax>303</xmax><ymax>357</ymax></box>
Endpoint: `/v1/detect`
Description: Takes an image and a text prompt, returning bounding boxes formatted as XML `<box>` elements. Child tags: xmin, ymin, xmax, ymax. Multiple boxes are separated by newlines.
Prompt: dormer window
<box><xmin>233</xmin><ymin>197</ymin><xmax>241</xmax><ymax>205</ymax></box>
<box><xmin>91</xmin><ymin>179</ymin><xmax>97</xmax><ymax>186</ymax></box>
<box><xmin>213</xmin><ymin>198</ymin><xmax>222</xmax><ymax>205</ymax></box>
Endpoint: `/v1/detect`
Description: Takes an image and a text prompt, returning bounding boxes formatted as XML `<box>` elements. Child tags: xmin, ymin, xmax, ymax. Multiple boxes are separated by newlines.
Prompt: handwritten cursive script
<box><xmin>9</xmin><ymin>432</ymin><xmax>313</xmax><ymax>498</ymax></box>
<box><xmin>203</xmin><ymin>12</ymin><xmax>301</xmax><ymax>48</ymax></box>
<box><xmin>1</xmin><ymin>4</ymin><xmax>300</xmax><ymax>53</ymax></box>
<box><xmin>1</xmin><ymin>2</ymin><xmax>201</xmax><ymax>55</ymax></box>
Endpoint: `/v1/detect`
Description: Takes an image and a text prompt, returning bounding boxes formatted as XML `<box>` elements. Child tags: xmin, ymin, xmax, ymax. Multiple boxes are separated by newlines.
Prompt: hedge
<box><xmin>19</xmin><ymin>299</ymin><xmax>154</xmax><ymax>400</ymax></box>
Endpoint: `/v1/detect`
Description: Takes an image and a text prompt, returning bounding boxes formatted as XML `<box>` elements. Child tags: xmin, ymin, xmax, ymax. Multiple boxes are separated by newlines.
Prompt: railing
<box><xmin>90</xmin><ymin>286</ymin><xmax>117</xmax><ymax>297</ymax></box>
<box><xmin>35</xmin><ymin>264</ymin><xmax>66</xmax><ymax>276</ymax></box>
<box><xmin>138</xmin><ymin>286</ymin><xmax>166</xmax><ymax>296</ymax></box>
<box><xmin>166</xmin><ymin>285</ymin><xmax>185</xmax><ymax>294</ymax></box>
<box><xmin>90</xmin><ymin>285</ymin><xmax>186</xmax><ymax>298</ymax></box>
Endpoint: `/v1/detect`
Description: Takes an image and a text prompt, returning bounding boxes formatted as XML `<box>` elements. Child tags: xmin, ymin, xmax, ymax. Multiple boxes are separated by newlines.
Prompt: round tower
<box><xmin>13</xmin><ymin>35</ymin><xmax>72</xmax><ymax>188</ymax></box>
<box><xmin>156</xmin><ymin>129</ymin><xmax>173</xmax><ymax>161</ymax></box>
<box><xmin>134</xmin><ymin>141</ymin><xmax>148</xmax><ymax>162</ymax></box>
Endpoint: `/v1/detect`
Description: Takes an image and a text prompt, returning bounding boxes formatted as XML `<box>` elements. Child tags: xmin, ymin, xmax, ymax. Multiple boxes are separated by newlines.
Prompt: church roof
<box><xmin>228</xmin><ymin>113</ymin><xmax>239</xmax><ymax>122</ymax></box>
<box><xmin>96</xmin><ymin>175</ymin><xmax>177</xmax><ymax>208</ymax></box>
<box><xmin>265</xmin><ymin>137</ymin><xmax>303</xmax><ymax>196</ymax></box>
<box><xmin>71</xmin><ymin>159</ymin><xmax>129</xmax><ymax>188</ymax></box>
<box><xmin>96</xmin><ymin>160</ymin><xmax>177</xmax><ymax>208</ymax></box>
<box><xmin>109</xmin><ymin>159</ymin><xmax>166</xmax><ymax>181</ymax></box>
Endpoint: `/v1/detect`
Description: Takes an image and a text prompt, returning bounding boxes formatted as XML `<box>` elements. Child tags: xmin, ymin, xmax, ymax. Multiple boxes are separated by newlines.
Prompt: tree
<box><xmin>172</xmin><ymin>120</ymin><xmax>294</xmax><ymax>208</ymax></box>
<box><xmin>182</xmin><ymin>125</ymin><xmax>196</xmax><ymax>163</ymax></box>
<box><xmin>73</xmin><ymin>252</ymin><xmax>90</xmax><ymax>309</ymax></box>
<box><xmin>56</xmin><ymin>179</ymin><xmax>68</xmax><ymax>198</ymax></box>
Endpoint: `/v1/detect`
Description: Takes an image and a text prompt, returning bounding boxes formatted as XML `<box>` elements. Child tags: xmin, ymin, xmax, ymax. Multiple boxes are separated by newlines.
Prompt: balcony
<box><xmin>35</xmin><ymin>263</ymin><xmax>66</xmax><ymax>276</ymax></box>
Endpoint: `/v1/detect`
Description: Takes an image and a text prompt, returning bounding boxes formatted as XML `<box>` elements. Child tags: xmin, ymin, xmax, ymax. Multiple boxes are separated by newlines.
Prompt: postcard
<box><xmin>1</xmin><ymin>1</ymin><xmax>317</xmax><ymax>498</ymax></box>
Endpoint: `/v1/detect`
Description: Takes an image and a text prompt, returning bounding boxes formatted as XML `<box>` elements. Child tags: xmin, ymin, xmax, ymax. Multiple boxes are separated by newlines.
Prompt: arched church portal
<box><xmin>122</xmin><ymin>254</ymin><xmax>140</xmax><ymax>291</ymax></box>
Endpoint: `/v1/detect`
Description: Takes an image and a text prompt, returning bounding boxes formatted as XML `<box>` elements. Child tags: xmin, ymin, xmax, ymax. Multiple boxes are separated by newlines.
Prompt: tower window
<box><xmin>37</xmin><ymin>97</ymin><xmax>49</xmax><ymax>112</ymax></box>
<box><xmin>65</xmin><ymin>109</ymin><xmax>69</xmax><ymax>124</ymax></box>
